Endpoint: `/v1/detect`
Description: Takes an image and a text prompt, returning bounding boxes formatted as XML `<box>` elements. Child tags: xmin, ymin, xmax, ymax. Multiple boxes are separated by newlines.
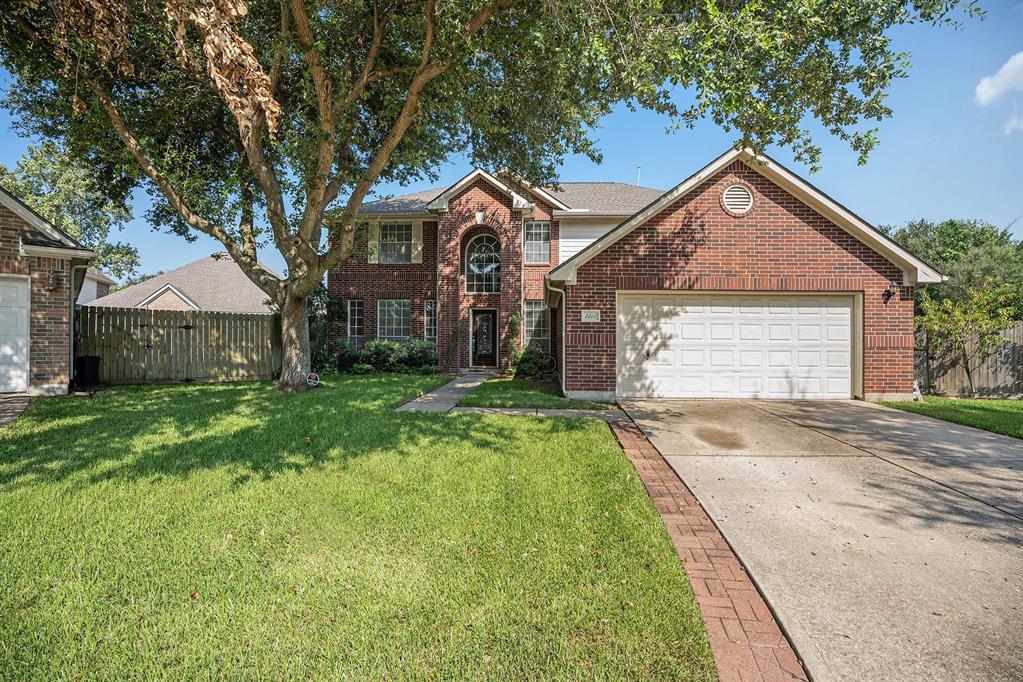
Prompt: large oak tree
<box><xmin>1</xmin><ymin>0</ymin><xmax>973</xmax><ymax>390</ymax></box>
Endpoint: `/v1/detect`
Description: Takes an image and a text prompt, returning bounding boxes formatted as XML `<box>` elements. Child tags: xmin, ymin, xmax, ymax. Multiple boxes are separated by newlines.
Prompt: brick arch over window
<box><xmin>463</xmin><ymin>230</ymin><xmax>502</xmax><ymax>293</ymax></box>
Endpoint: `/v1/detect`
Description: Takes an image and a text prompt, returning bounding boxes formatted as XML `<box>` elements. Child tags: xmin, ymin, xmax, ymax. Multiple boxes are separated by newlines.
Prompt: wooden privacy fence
<box><xmin>77</xmin><ymin>306</ymin><xmax>282</xmax><ymax>384</ymax></box>
<box><xmin>915</xmin><ymin>322</ymin><xmax>1023</xmax><ymax>398</ymax></box>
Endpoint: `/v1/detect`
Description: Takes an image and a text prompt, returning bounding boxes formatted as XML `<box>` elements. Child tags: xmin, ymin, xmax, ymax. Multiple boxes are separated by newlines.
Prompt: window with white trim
<box><xmin>424</xmin><ymin>300</ymin><xmax>437</xmax><ymax>342</ymax></box>
<box><xmin>524</xmin><ymin>300</ymin><xmax>550</xmax><ymax>352</ymax></box>
<box><xmin>465</xmin><ymin>234</ymin><xmax>501</xmax><ymax>293</ymax></box>
<box><xmin>347</xmin><ymin>299</ymin><xmax>364</xmax><ymax>349</ymax></box>
<box><xmin>524</xmin><ymin>221</ymin><xmax>551</xmax><ymax>264</ymax></box>
<box><xmin>377</xmin><ymin>299</ymin><xmax>410</xmax><ymax>341</ymax></box>
<box><xmin>379</xmin><ymin>223</ymin><xmax>413</xmax><ymax>264</ymax></box>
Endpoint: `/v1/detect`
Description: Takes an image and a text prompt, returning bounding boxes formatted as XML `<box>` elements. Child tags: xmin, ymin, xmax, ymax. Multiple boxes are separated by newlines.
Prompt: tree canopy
<box><xmin>0</xmin><ymin>141</ymin><xmax>139</xmax><ymax>277</ymax></box>
<box><xmin>0</xmin><ymin>0</ymin><xmax>976</xmax><ymax>389</ymax></box>
<box><xmin>884</xmin><ymin>218</ymin><xmax>1023</xmax><ymax>318</ymax></box>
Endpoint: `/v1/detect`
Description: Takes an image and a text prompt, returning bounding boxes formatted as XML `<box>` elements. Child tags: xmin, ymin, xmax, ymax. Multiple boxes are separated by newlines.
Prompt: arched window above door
<box><xmin>465</xmin><ymin>234</ymin><xmax>501</xmax><ymax>293</ymax></box>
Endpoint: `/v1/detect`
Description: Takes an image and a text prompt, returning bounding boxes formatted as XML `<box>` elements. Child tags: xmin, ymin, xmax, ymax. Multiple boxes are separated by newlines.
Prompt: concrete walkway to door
<box><xmin>622</xmin><ymin>399</ymin><xmax>1023</xmax><ymax>682</ymax></box>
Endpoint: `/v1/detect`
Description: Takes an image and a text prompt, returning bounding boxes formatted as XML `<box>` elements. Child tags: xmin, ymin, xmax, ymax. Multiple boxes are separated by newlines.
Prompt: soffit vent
<box><xmin>722</xmin><ymin>183</ymin><xmax>754</xmax><ymax>215</ymax></box>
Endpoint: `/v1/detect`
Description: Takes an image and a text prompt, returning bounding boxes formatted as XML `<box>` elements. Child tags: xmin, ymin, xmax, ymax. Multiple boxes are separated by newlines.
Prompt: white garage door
<box><xmin>0</xmin><ymin>276</ymin><xmax>30</xmax><ymax>393</ymax></box>
<box><xmin>617</xmin><ymin>293</ymin><xmax>853</xmax><ymax>399</ymax></box>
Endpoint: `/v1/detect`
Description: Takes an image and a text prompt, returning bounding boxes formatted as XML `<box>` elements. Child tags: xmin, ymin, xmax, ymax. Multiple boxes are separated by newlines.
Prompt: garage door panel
<box><xmin>0</xmin><ymin>277</ymin><xmax>30</xmax><ymax>393</ymax></box>
<box><xmin>617</xmin><ymin>293</ymin><xmax>853</xmax><ymax>399</ymax></box>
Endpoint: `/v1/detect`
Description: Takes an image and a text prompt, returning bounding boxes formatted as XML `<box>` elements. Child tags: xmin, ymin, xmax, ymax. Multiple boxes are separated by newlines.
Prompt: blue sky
<box><xmin>1</xmin><ymin>1</ymin><xmax>1022</xmax><ymax>279</ymax></box>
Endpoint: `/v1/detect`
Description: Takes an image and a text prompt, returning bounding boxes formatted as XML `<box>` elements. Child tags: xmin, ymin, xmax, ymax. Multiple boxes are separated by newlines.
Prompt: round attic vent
<box><xmin>722</xmin><ymin>182</ymin><xmax>754</xmax><ymax>215</ymax></box>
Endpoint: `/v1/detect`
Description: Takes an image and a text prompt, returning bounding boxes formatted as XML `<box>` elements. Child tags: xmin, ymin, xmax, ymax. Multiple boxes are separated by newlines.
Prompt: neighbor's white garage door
<box><xmin>0</xmin><ymin>276</ymin><xmax>30</xmax><ymax>393</ymax></box>
<box><xmin>617</xmin><ymin>293</ymin><xmax>853</xmax><ymax>399</ymax></box>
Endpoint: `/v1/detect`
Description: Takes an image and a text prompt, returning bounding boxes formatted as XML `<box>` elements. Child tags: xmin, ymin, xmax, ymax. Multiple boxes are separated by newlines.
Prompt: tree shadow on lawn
<box><xmin>0</xmin><ymin>377</ymin><xmax>591</xmax><ymax>492</ymax></box>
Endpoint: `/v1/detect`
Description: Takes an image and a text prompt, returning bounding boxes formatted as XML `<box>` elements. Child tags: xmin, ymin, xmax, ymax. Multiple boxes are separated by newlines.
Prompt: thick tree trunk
<box><xmin>278</xmin><ymin>293</ymin><xmax>311</xmax><ymax>392</ymax></box>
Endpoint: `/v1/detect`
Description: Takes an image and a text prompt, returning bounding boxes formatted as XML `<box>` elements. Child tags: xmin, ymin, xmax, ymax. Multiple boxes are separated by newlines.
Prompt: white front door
<box><xmin>0</xmin><ymin>276</ymin><xmax>30</xmax><ymax>393</ymax></box>
<box><xmin>617</xmin><ymin>293</ymin><xmax>854</xmax><ymax>399</ymax></box>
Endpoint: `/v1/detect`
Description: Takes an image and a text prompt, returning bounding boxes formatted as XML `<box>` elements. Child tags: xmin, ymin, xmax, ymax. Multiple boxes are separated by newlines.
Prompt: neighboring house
<box><xmin>91</xmin><ymin>254</ymin><xmax>275</xmax><ymax>314</ymax></box>
<box><xmin>330</xmin><ymin>148</ymin><xmax>941</xmax><ymax>402</ymax></box>
<box><xmin>0</xmin><ymin>184</ymin><xmax>96</xmax><ymax>395</ymax></box>
<box><xmin>76</xmin><ymin>267</ymin><xmax>116</xmax><ymax>304</ymax></box>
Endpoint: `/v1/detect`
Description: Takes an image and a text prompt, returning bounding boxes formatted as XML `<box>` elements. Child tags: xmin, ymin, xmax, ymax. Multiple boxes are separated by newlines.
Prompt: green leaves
<box><xmin>0</xmin><ymin>141</ymin><xmax>140</xmax><ymax>277</ymax></box>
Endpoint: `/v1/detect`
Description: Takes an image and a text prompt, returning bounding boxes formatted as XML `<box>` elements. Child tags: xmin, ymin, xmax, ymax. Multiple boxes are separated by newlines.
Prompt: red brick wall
<box><xmin>328</xmin><ymin>221</ymin><xmax>440</xmax><ymax>345</ymax></box>
<box><xmin>562</xmin><ymin>160</ymin><xmax>915</xmax><ymax>398</ymax></box>
<box><xmin>328</xmin><ymin>180</ymin><xmax>560</xmax><ymax>371</ymax></box>
<box><xmin>0</xmin><ymin>205</ymin><xmax>72</xmax><ymax>393</ymax></box>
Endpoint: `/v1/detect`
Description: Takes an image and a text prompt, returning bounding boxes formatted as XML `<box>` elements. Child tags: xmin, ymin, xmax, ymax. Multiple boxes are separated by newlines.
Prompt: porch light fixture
<box><xmin>883</xmin><ymin>281</ymin><xmax>900</xmax><ymax>303</ymax></box>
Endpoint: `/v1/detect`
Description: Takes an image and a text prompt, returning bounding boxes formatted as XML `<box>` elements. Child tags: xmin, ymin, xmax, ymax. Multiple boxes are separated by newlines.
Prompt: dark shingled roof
<box><xmin>89</xmin><ymin>254</ymin><xmax>277</xmax><ymax>314</ymax></box>
<box><xmin>357</xmin><ymin>181</ymin><xmax>664</xmax><ymax>215</ymax></box>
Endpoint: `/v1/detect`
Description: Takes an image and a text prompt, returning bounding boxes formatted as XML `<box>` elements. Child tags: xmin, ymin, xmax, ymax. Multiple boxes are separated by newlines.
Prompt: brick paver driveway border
<box><xmin>611</xmin><ymin>421</ymin><xmax>808</xmax><ymax>682</ymax></box>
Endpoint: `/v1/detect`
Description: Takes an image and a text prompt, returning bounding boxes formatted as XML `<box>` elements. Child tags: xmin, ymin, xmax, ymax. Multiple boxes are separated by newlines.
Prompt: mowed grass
<box><xmin>0</xmin><ymin>375</ymin><xmax>713</xmax><ymax>680</ymax></box>
<box><xmin>880</xmin><ymin>396</ymin><xmax>1023</xmax><ymax>439</ymax></box>
<box><xmin>459</xmin><ymin>377</ymin><xmax>614</xmax><ymax>410</ymax></box>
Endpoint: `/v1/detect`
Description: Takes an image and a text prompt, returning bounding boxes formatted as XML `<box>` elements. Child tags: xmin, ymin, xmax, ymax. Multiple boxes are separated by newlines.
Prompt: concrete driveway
<box><xmin>621</xmin><ymin>399</ymin><xmax>1023</xmax><ymax>682</ymax></box>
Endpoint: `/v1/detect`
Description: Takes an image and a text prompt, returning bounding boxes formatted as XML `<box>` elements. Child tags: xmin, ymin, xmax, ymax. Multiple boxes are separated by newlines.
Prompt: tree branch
<box><xmin>321</xmin><ymin>0</ymin><xmax>514</xmax><ymax>272</ymax></box>
<box><xmin>85</xmin><ymin>79</ymin><xmax>283</xmax><ymax>299</ymax></box>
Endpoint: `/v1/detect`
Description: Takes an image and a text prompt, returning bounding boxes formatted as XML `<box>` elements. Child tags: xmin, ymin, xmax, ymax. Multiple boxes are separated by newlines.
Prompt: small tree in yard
<box><xmin>0</xmin><ymin>0</ymin><xmax>975</xmax><ymax>391</ymax></box>
<box><xmin>917</xmin><ymin>283</ymin><xmax>1017</xmax><ymax>397</ymax></box>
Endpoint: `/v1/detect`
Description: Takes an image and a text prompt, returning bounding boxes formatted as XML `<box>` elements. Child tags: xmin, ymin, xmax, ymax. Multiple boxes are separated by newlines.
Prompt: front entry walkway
<box><xmin>395</xmin><ymin>372</ymin><xmax>493</xmax><ymax>412</ymax></box>
<box><xmin>622</xmin><ymin>399</ymin><xmax>1023</xmax><ymax>682</ymax></box>
<box><xmin>0</xmin><ymin>394</ymin><xmax>29</xmax><ymax>428</ymax></box>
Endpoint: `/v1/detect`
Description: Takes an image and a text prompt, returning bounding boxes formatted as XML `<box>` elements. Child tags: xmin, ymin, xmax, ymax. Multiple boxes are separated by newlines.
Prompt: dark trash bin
<box><xmin>76</xmin><ymin>356</ymin><xmax>101</xmax><ymax>388</ymax></box>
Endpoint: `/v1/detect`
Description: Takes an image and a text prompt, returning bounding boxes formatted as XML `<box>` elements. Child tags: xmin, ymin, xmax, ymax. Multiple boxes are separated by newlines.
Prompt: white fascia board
<box><xmin>138</xmin><ymin>283</ymin><xmax>200</xmax><ymax>310</ymax></box>
<box><xmin>548</xmin><ymin>147</ymin><xmax>943</xmax><ymax>286</ymax></box>
<box><xmin>0</xmin><ymin>185</ymin><xmax>81</xmax><ymax>248</ymax></box>
<box><xmin>21</xmin><ymin>242</ymin><xmax>97</xmax><ymax>260</ymax></box>
<box><xmin>548</xmin><ymin>148</ymin><xmax>741</xmax><ymax>284</ymax></box>
<box><xmin>426</xmin><ymin>168</ymin><xmax>533</xmax><ymax>212</ymax></box>
<box><xmin>743</xmin><ymin>156</ymin><xmax>943</xmax><ymax>284</ymax></box>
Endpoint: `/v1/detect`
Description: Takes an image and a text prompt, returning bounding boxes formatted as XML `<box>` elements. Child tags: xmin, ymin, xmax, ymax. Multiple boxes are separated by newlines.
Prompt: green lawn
<box><xmin>0</xmin><ymin>375</ymin><xmax>712</xmax><ymax>679</ymax></box>
<box><xmin>459</xmin><ymin>377</ymin><xmax>615</xmax><ymax>410</ymax></box>
<box><xmin>880</xmin><ymin>396</ymin><xmax>1023</xmax><ymax>439</ymax></box>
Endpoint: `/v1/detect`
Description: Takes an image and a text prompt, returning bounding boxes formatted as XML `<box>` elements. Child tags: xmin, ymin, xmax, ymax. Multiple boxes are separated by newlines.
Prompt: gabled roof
<box><xmin>89</xmin><ymin>254</ymin><xmax>277</xmax><ymax>314</ymax></box>
<box><xmin>85</xmin><ymin>267</ymin><xmax>117</xmax><ymax>286</ymax></box>
<box><xmin>547</xmin><ymin>148</ymin><xmax>943</xmax><ymax>286</ymax></box>
<box><xmin>425</xmin><ymin>168</ymin><xmax>534</xmax><ymax>212</ymax></box>
<box><xmin>0</xmin><ymin>183</ymin><xmax>96</xmax><ymax>258</ymax></box>
<box><xmin>355</xmin><ymin>174</ymin><xmax>663</xmax><ymax>216</ymax></box>
<box><xmin>548</xmin><ymin>183</ymin><xmax>665</xmax><ymax>215</ymax></box>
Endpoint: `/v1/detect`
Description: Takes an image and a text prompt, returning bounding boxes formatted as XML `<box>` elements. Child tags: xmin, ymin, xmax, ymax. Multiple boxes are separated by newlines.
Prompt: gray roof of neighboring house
<box><xmin>85</xmin><ymin>267</ymin><xmax>116</xmax><ymax>286</ymax></box>
<box><xmin>357</xmin><ymin>181</ymin><xmax>664</xmax><ymax>215</ymax></box>
<box><xmin>88</xmin><ymin>254</ymin><xmax>276</xmax><ymax>314</ymax></box>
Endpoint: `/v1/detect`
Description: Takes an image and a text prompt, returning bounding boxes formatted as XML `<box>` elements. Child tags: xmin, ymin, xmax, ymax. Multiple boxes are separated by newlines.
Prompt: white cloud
<box><xmin>975</xmin><ymin>52</ymin><xmax>1023</xmax><ymax>106</ymax></box>
<box><xmin>1004</xmin><ymin>104</ymin><xmax>1023</xmax><ymax>135</ymax></box>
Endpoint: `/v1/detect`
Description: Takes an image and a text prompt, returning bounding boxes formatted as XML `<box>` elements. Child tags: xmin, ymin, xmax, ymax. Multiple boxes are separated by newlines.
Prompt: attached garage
<box><xmin>0</xmin><ymin>276</ymin><xmax>30</xmax><ymax>393</ymax></box>
<box><xmin>546</xmin><ymin>148</ymin><xmax>943</xmax><ymax>402</ymax></box>
<box><xmin>616</xmin><ymin>293</ymin><xmax>857</xmax><ymax>399</ymax></box>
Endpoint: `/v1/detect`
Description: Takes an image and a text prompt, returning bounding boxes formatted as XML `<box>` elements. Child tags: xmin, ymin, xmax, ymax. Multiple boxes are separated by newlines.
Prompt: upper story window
<box><xmin>524</xmin><ymin>221</ymin><xmax>551</xmax><ymax>264</ymax></box>
<box><xmin>465</xmin><ymin>234</ymin><xmax>501</xmax><ymax>293</ymax></box>
<box><xmin>378</xmin><ymin>223</ymin><xmax>413</xmax><ymax>263</ymax></box>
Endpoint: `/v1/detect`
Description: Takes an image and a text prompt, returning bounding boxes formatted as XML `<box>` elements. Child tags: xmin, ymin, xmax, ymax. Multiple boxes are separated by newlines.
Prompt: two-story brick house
<box><xmin>328</xmin><ymin>148</ymin><xmax>941</xmax><ymax>402</ymax></box>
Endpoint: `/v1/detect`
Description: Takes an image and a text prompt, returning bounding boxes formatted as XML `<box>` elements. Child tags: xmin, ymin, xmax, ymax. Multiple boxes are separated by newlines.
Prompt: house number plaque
<box><xmin>580</xmin><ymin>310</ymin><xmax>601</xmax><ymax>323</ymax></box>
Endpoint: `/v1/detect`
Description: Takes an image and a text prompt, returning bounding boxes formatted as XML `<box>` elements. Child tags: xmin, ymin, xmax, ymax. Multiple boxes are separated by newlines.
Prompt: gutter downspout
<box><xmin>546</xmin><ymin>280</ymin><xmax>567</xmax><ymax>396</ymax></box>
<box><xmin>69</xmin><ymin>263</ymin><xmax>90</xmax><ymax>390</ymax></box>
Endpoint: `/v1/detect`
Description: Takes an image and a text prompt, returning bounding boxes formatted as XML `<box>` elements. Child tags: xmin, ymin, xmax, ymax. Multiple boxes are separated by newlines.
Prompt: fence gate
<box><xmin>77</xmin><ymin>306</ymin><xmax>281</xmax><ymax>384</ymax></box>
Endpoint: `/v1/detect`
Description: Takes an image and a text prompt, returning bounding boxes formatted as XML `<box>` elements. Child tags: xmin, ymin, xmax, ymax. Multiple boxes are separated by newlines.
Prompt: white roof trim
<box><xmin>137</xmin><ymin>283</ymin><xmax>200</xmax><ymax>310</ymax></box>
<box><xmin>21</xmin><ymin>240</ymin><xmax>97</xmax><ymax>260</ymax></box>
<box><xmin>86</xmin><ymin>270</ymin><xmax>117</xmax><ymax>285</ymax></box>
<box><xmin>426</xmin><ymin>168</ymin><xmax>533</xmax><ymax>212</ymax></box>
<box><xmin>0</xmin><ymin>185</ymin><xmax>82</xmax><ymax>248</ymax></box>
<box><xmin>496</xmin><ymin>170</ymin><xmax>572</xmax><ymax>211</ymax></box>
<box><xmin>547</xmin><ymin>148</ymin><xmax>943</xmax><ymax>286</ymax></box>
